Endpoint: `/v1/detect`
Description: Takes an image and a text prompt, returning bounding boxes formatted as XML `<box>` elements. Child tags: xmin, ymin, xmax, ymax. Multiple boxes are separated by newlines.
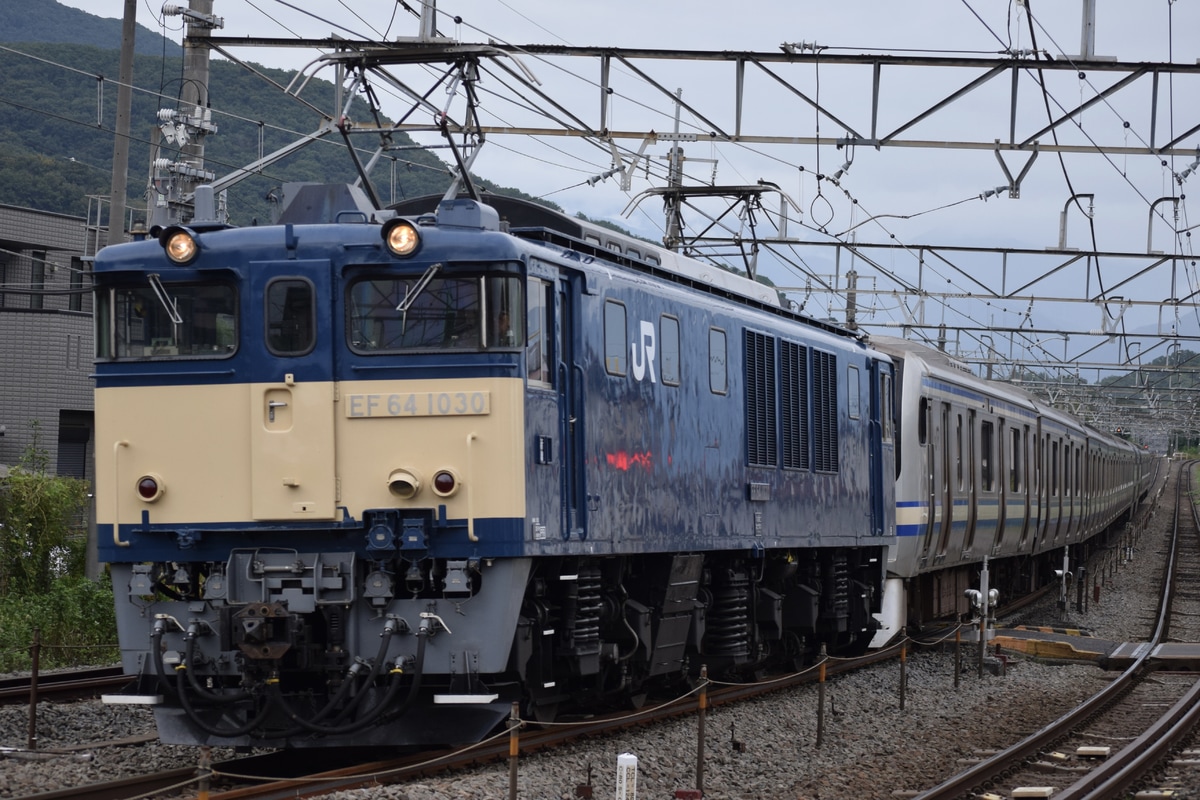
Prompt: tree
<box><xmin>0</xmin><ymin>423</ymin><xmax>90</xmax><ymax>596</ymax></box>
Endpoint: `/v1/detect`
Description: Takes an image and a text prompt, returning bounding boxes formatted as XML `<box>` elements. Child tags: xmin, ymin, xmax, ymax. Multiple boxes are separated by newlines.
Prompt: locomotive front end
<box><xmin>94</xmin><ymin>208</ymin><xmax>534</xmax><ymax>747</ymax></box>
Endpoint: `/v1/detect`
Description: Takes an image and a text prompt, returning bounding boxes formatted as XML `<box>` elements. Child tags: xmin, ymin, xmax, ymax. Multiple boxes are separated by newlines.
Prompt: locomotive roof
<box><xmin>391</xmin><ymin>193</ymin><xmax>795</xmax><ymax>311</ymax></box>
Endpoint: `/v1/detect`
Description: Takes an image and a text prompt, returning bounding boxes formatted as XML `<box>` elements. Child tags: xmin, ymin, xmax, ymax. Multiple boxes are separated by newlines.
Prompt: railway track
<box><xmin>0</xmin><ymin>667</ymin><xmax>129</xmax><ymax>705</ymax></box>
<box><xmin>8</xmin><ymin>644</ymin><xmax>912</xmax><ymax>800</ymax></box>
<box><xmin>0</xmin><ymin>566</ymin><xmax>1084</xmax><ymax>799</ymax></box>
<box><xmin>914</xmin><ymin>461</ymin><xmax>1200</xmax><ymax>799</ymax></box>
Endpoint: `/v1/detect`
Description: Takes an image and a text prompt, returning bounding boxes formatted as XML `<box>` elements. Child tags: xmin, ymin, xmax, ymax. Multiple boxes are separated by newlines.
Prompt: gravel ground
<box><xmin>0</xmin><ymin>470</ymin><xmax>1173</xmax><ymax>799</ymax></box>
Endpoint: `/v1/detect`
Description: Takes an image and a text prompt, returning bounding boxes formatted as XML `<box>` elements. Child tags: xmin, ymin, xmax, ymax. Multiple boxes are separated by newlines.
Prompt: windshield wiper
<box><xmin>397</xmin><ymin>262</ymin><xmax>442</xmax><ymax>313</ymax></box>
<box><xmin>147</xmin><ymin>273</ymin><xmax>182</xmax><ymax>324</ymax></box>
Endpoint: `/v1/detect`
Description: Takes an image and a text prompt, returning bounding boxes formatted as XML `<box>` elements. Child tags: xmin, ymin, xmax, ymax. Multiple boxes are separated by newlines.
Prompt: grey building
<box><xmin>0</xmin><ymin>202</ymin><xmax>101</xmax><ymax>482</ymax></box>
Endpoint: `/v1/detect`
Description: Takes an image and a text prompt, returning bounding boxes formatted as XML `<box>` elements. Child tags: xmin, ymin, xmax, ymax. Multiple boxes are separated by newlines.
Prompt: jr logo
<box><xmin>630</xmin><ymin>320</ymin><xmax>657</xmax><ymax>383</ymax></box>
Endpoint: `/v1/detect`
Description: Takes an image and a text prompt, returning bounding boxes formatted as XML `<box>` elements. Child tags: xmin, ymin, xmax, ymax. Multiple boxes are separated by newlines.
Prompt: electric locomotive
<box><xmin>94</xmin><ymin>185</ymin><xmax>896</xmax><ymax>747</ymax></box>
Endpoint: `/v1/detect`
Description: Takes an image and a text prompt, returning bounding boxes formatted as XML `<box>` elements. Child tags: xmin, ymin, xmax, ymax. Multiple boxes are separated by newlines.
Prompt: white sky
<box><xmin>57</xmin><ymin>1</ymin><xmax>1199</xmax><ymax>62</ymax></box>
<box><xmin>50</xmin><ymin>1</ymin><xmax>1200</xmax><ymax>366</ymax></box>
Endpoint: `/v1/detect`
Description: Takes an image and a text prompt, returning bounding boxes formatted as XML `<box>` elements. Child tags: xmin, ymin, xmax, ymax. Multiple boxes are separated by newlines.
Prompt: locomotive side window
<box><xmin>604</xmin><ymin>300</ymin><xmax>627</xmax><ymax>375</ymax></box>
<box><xmin>526</xmin><ymin>279</ymin><xmax>551</xmax><ymax>385</ymax></box>
<box><xmin>98</xmin><ymin>283</ymin><xmax>237</xmax><ymax>359</ymax></box>
<box><xmin>660</xmin><ymin>315</ymin><xmax>681</xmax><ymax>386</ymax></box>
<box><xmin>709</xmin><ymin>327</ymin><xmax>727</xmax><ymax>394</ymax></box>
<box><xmin>265</xmin><ymin>278</ymin><xmax>314</xmax><ymax>356</ymax></box>
<box><xmin>847</xmin><ymin>365</ymin><xmax>861</xmax><ymax>419</ymax></box>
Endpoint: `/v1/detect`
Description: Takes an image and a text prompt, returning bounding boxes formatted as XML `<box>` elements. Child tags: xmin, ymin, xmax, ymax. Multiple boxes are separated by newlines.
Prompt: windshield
<box><xmin>96</xmin><ymin>283</ymin><xmax>237</xmax><ymax>359</ymax></box>
<box><xmin>348</xmin><ymin>273</ymin><xmax>523</xmax><ymax>352</ymax></box>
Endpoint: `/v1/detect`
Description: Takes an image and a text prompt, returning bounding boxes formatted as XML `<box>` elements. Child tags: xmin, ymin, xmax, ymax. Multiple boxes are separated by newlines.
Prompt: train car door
<box><xmin>869</xmin><ymin>361</ymin><xmax>895</xmax><ymax>538</ymax></box>
<box><xmin>932</xmin><ymin>402</ymin><xmax>954</xmax><ymax>562</ymax></box>
<box><xmin>1016</xmin><ymin>425</ymin><xmax>1033</xmax><ymax>550</ymax></box>
<box><xmin>247</xmin><ymin>261</ymin><xmax>337</xmax><ymax>520</ymax></box>
<box><xmin>919</xmin><ymin>397</ymin><xmax>938</xmax><ymax>568</ymax></box>
<box><xmin>962</xmin><ymin>409</ymin><xmax>978</xmax><ymax>557</ymax></box>
<box><xmin>558</xmin><ymin>273</ymin><xmax>588</xmax><ymax>540</ymax></box>
<box><xmin>993</xmin><ymin>419</ymin><xmax>1008</xmax><ymax>552</ymax></box>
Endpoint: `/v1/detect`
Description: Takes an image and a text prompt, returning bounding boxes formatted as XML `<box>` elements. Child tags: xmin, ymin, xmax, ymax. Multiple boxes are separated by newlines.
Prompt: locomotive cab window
<box><xmin>347</xmin><ymin>272</ymin><xmax>521</xmax><ymax>353</ymax></box>
<box><xmin>96</xmin><ymin>282</ymin><xmax>237</xmax><ymax>359</ymax></box>
<box><xmin>265</xmin><ymin>278</ymin><xmax>315</xmax><ymax>356</ymax></box>
<box><xmin>527</xmin><ymin>278</ymin><xmax>551</xmax><ymax>386</ymax></box>
<box><xmin>488</xmin><ymin>276</ymin><xmax>524</xmax><ymax>348</ymax></box>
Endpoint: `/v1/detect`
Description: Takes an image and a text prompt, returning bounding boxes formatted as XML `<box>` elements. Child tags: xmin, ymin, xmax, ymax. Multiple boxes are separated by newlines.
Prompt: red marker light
<box><xmin>136</xmin><ymin>475</ymin><xmax>163</xmax><ymax>501</ymax></box>
<box><xmin>433</xmin><ymin>470</ymin><xmax>457</xmax><ymax>496</ymax></box>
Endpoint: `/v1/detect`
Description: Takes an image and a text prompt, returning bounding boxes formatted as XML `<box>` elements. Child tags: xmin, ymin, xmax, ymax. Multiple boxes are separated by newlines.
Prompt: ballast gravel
<box><xmin>0</xmin><ymin>478</ymin><xmax>1171</xmax><ymax>799</ymax></box>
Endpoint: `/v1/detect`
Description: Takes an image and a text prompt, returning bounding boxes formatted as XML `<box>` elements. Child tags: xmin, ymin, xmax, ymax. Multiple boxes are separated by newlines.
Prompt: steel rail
<box><xmin>913</xmin><ymin>460</ymin><xmax>1191</xmax><ymax>799</ymax></box>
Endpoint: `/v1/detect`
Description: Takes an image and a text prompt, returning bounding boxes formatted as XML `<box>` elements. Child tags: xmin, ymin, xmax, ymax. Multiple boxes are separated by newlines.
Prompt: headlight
<box><xmin>382</xmin><ymin>218</ymin><xmax>421</xmax><ymax>257</ymax></box>
<box><xmin>160</xmin><ymin>227</ymin><xmax>199</xmax><ymax>264</ymax></box>
<box><xmin>387</xmin><ymin>468</ymin><xmax>421</xmax><ymax>499</ymax></box>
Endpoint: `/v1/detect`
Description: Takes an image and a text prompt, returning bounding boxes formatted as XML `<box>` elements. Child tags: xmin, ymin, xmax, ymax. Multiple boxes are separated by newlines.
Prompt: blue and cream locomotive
<box><xmin>94</xmin><ymin>186</ymin><xmax>896</xmax><ymax>747</ymax></box>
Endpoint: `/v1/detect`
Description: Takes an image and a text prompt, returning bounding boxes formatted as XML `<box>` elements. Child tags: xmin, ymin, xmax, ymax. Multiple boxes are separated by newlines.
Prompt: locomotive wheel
<box><xmin>782</xmin><ymin>630</ymin><xmax>807</xmax><ymax>670</ymax></box>
<box><xmin>530</xmin><ymin>701</ymin><xmax>559</xmax><ymax>723</ymax></box>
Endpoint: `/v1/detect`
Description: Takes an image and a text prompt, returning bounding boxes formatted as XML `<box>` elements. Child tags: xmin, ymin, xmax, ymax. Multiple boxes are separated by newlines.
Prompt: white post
<box><xmin>616</xmin><ymin>753</ymin><xmax>638</xmax><ymax>800</ymax></box>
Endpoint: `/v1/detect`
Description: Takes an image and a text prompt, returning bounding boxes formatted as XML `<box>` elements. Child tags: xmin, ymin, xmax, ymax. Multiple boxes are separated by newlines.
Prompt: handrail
<box><xmin>112</xmin><ymin>440</ymin><xmax>131</xmax><ymax>547</ymax></box>
<box><xmin>465</xmin><ymin>432</ymin><xmax>478</xmax><ymax>542</ymax></box>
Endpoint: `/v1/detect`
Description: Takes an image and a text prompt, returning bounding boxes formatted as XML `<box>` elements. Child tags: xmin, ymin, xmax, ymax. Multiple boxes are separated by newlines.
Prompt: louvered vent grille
<box><xmin>745</xmin><ymin>331</ymin><xmax>777</xmax><ymax>467</ymax></box>
<box><xmin>781</xmin><ymin>341</ymin><xmax>809</xmax><ymax>469</ymax></box>
<box><xmin>813</xmin><ymin>349</ymin><xmax>839</xmax><ymax>473</ymax></box>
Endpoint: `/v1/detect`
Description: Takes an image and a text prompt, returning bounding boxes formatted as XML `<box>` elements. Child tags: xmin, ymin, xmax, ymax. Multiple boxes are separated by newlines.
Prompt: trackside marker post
<box><xmin>616</xmin><ymin>752</ymin><xmax>638</xmax><ymax>800</ymax></box>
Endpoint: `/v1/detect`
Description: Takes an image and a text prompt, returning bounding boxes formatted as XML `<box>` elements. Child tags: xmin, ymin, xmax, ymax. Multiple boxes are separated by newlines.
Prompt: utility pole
<box><xmin>107</xmin><ymin>0</ymin><xmax>138</xmax><ymax>244</ymax></box>
<box><xmin>149</xmin><ymin>1</ymin><xmax>223</xmax><ymax>228</ymax></box>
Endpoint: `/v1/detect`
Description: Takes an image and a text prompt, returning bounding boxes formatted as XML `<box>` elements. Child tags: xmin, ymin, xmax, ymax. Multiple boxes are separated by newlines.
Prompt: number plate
<box><xmin>345</xmin><ymin>392</ymin><xmax>491</xmax><ymax>418</ymax></box>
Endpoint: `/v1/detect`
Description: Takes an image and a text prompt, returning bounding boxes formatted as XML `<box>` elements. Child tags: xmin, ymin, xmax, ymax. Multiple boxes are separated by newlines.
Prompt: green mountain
<box><xmin>0</xmin><ymin>40</ymin><xmax>461</xmax><ymax>224</ymax></box>
<box><xmin>0</xmin><ymin>2</ymin><xmax>565</xmax><ymax>225</ymax></box>
<box><xmin>1</xmin><ymin>0</ymin><xmax>183</xmax><ymax>57</ymax></box>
